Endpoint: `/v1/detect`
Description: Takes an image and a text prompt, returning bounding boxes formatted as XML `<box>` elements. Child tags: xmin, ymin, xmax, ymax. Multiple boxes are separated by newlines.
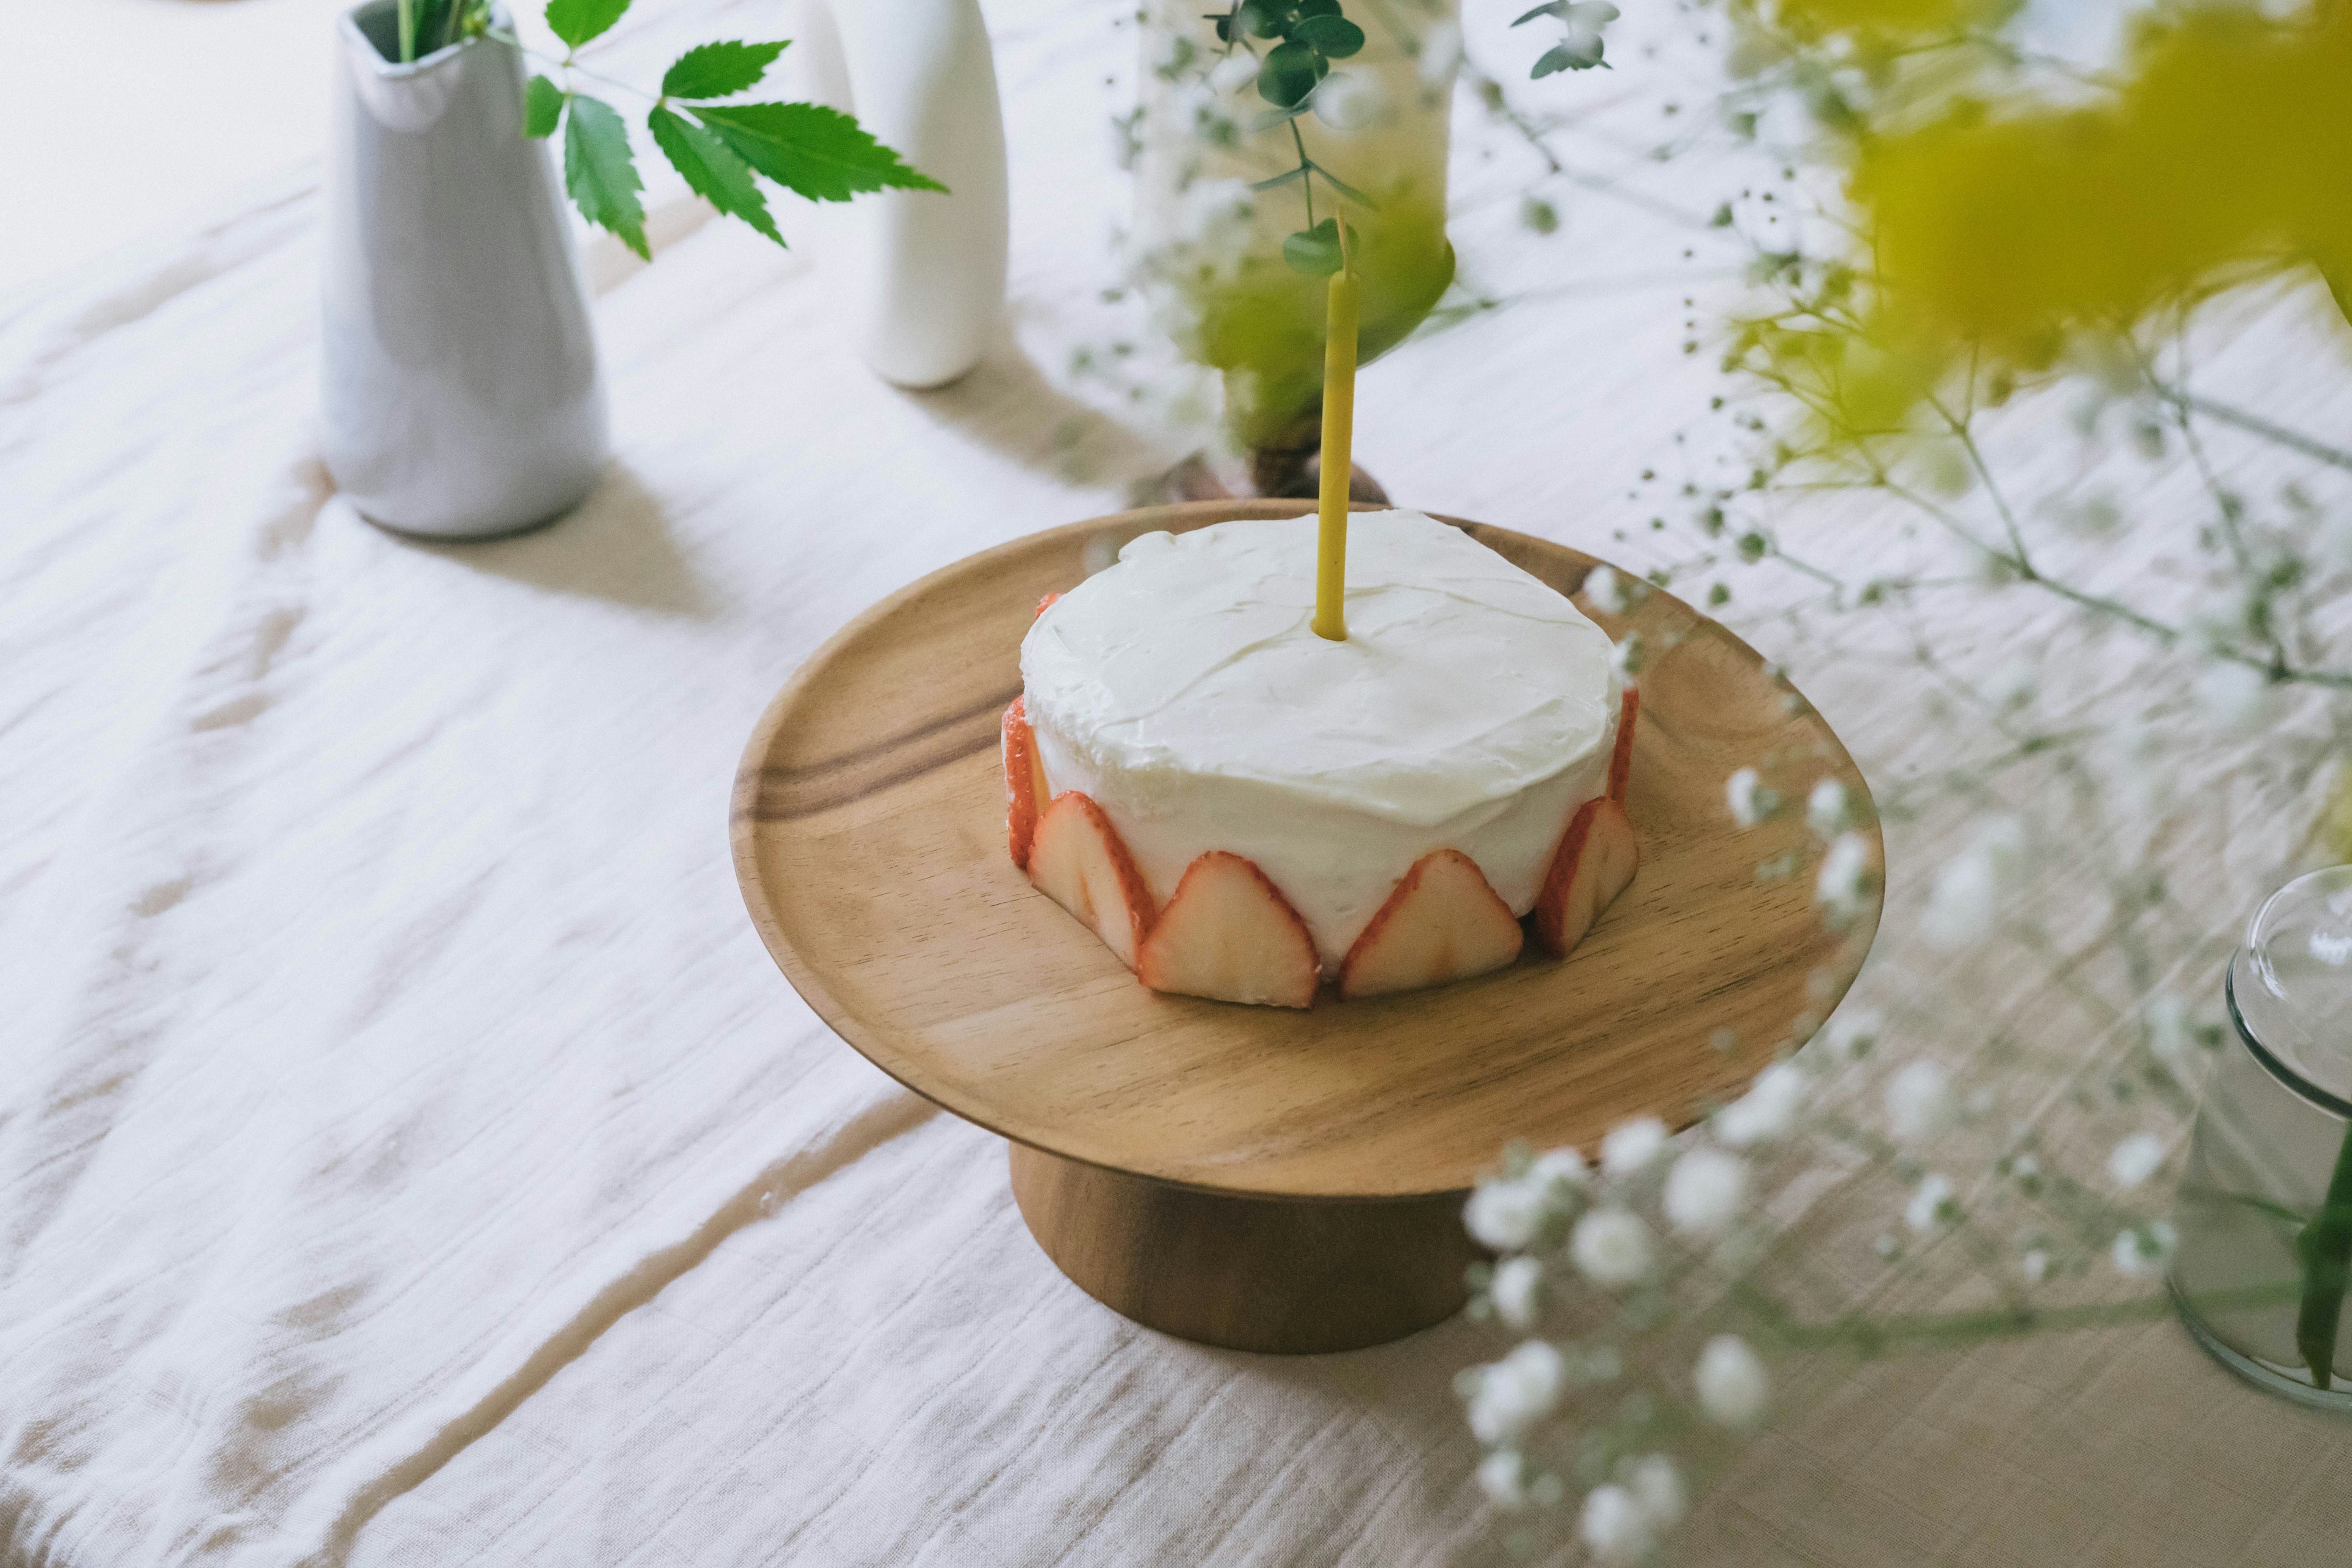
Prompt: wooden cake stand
<box><xmin>732</xmin><ymin>500</ymin><xmax>1878</xmax><ymax>1354</ymax></box>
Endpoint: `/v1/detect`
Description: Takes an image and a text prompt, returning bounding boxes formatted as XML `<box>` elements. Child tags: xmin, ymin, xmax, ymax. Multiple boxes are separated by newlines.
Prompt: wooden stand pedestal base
<box><xmin>1008</xmin><ymin>1143</ymin><xmax>1479</xmax><ymax>1355</ymax></box>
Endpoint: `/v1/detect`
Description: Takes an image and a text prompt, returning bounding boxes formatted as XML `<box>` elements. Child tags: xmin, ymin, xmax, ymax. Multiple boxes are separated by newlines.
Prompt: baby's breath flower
<box><xmin>1714</xmin><ymin>1061</ymin><xmax>1808</xmax><ymax>1146</ymax></box>
<box><xmin>1312</xmin><ymin>69</ymin><xmax>1387</xmax><ymax>132</ymax></box>
<box><xmin>1476</xmin><ymin>1449</ymin><xmax>1531</xmax><ymax>1511</ymax></box>
<box><xmin>2022</xmin><ymin>1247</ymin><xmax>2051</xmax><ymax>1283</ymax></box>
<box><xmin>1726</xmin><ymin>766</ymin><xmax>1766</xmax><ymax>828</ymax></box>
<box><xmin>1922</xmin><ymin>816</ymin><xmax>2024</xmax><ymax>949</ymax></box>
<box><xmin>1821</xmin><ymin>1006</ymin><xmax>1881</xmax><ymax>1063</ymax></box>
<box><xmin>1529</xmin><ymin>1146</ymin><xmax>1590</xmax><ymax>1189</ymax></box>
<box><xmin>1570</xmin><ymin>1207</ymin><xmax>1656</xmax><ymax>1287</ymax></box>
<box><xmin>1805</xmin><ymin>777</ymin><xmax>1851</xmax><ymax>837</ymax></box>
<box><xmin>1465</xmin><ymin>1177</ymin><xmax>1550</xmax><ymax>1252</ymax></box>
<box><xmin>1905</xmin><ymin>1172</ymin><xmax>1956</xmax><ymax>1232</ymax></box>
<box><xmin>1419</xmin><ymin>20</ymin><xmax>1464</xmax><ymax>84</ymax></box>
<box><xmin>1466</xmin><ymin>1340</ymin><xmax>1567</xmax><ymax>1443</ymax></box>
<box><xmin>1694</xmin><ymin>1334</ymin><xmax>1770</xmax><ymax>1428</ymax></box>
<box><xmin>1664</xmin><ymin>1146</ymin><xmax>1751</xmax><ymax>1237</ymax></box>
<box><xmin>1491</xmin><ymin>1255</ymin><xmax>1546</xmax><ymax>1330</ymax></box>
<box><xmin>1580</xmin><ymin>1483</ymin><xmax>1653</xmax><ymax>1565</ymax></box>
<box><xmin>2194</xmin><ymin>659</ymin><xmax>2270</xmax><ymax>733</ymax></box>
<box><xmin>1586</xmin><ymin>564</ymin><xmax>1630</xmax><ymax>614</ymax></box>
<box><xmin>1885</xmin><ymin>1060</ymin><xmax>1953</xmax><ymax>1144</ymax></box>
<box><xmin>2111</xmin><ymin>1219</ymin><xmax>2177</xmax><ymax>1278</ymax></box>
<box><xmin>1600</xmin><ymin>1117</ymin><xmax>1668</xmax><ymax>1176</ymax></box>
<box><xmin>1624</xmin><ymin>1453</ymin><xmax>1687</xmax><ymax>1529</ymax></box>
<box><xmin>2108</xmin><ymin>1131</ymin><xmax>2165</xmax><ymax>1191</ymax></box>
<box><xmin>1815</xmin><ymin>831</ymin><xmax>1874</xmax><ymax>920</ymax></box>
<box><xmin>1207</xmin><ymin>51</ymin><xmax>1258</xmax><ymax>96</ymax></box>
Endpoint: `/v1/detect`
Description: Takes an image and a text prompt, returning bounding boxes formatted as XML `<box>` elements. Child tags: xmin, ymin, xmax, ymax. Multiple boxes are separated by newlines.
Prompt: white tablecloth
<box><xmin>13</xmin><ymin>2</ymin><xmax>2352</xmax><ymax>1565</ymax></box>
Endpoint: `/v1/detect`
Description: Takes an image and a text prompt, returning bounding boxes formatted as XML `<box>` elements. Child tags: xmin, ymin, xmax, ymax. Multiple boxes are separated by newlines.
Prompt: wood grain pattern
<box><xmin>731</xmin><ymin>500</ymin><xmax>1879</xmax><ymax>1203</ymax></box>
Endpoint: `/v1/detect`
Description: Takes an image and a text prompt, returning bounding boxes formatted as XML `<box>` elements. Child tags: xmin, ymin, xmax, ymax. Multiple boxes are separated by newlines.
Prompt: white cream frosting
<box><xmin>1020</xmin><ymin>511</ymin><xmax>1619</xmax><ymax>966</ymax></box>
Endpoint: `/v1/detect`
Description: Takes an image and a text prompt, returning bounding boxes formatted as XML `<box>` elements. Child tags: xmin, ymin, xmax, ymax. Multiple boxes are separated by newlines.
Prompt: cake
<box><xmin>1003</xmin><ymin>510</ymin><xmax>1638</xmax><ymax>1006</ymax></box>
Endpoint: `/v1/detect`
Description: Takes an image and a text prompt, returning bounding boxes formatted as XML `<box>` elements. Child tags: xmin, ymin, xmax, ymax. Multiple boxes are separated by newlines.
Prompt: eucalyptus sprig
<box><xmin>1210</xmin><ymin>0</ymin><xmax>1366</xmax><ymax>108</ymax></box>
<box><xmin>1205</xmin><ymin>0</ymin><xmax>1375</xmax><ymax>274</ymax></box>
<box><xmin>386</xmin><ymin>0</ymin><xmax>942</xmax><ymax>261</ymax></box>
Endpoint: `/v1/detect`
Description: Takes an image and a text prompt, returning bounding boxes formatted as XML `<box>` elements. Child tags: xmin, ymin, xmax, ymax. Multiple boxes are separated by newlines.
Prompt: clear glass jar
<box><xmin>1131</xmin><ymin>0</ymin><xmax>1460</xmax><ymax>456</ymax></box>
<box><xmin>2172</xmin><ymin>865</ymin><xmax>2352</xmax><ymax>1408</ymax></box>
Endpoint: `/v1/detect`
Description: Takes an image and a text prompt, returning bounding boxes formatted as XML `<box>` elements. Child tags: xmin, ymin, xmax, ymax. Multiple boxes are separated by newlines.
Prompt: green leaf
<box><xmin>1281</xmin><ymin>217</ymin><xmax>1354</xmax><ymax>275</ymax></box>
<box><xmin>649</xmin><ymin>106</ymin><xmax>782</xmax><ymax>246</ymax></box>
<box><xmin>1292</xmin><ymin>15</ymin><xmax>1363</xmax><ymax>57</ymax></box>
<box><xmin>1532</xmin><ymin>40</ymin><xmax>1605</xmax><ymax>77</ymax></box>
<box><xmin>563</xmin><ymin>94</ymin><xmax>647</xmax><ymax>258</ymax></box>
<box><xmin>545</xmin><ymin>0</ymin><xmax>630</xmax><ymax>50</ymax></box>
<box><xmin>1257</xmin><ymin>39</ymin><xmax>1327</xmax><ymax>107</ymax></box>
<box><xmin>692</xmin><ymin>102</ymin><xmax>946</xmax><ymax>202</ymax></box>
<box><xmin>660</xmin><ymin>40</ymin><xmax>789</xmax><ymax>100</ymax></box>
<box><xmin>1234</xmin><ymin>0</ymin><xmax>1280</xmax><ymax>38</ymax></box>
<box><xmin>523</xmin><ymin>74</ymin><xmax>565</xmax><ymax>139</ymax></box>
<box><xmin>1512</xmin><ymin>1</ymin><xmax>1567</xmax><ymax>23</ymax></box>
<box><xmin>1305</xmin><ymin>158</ymin><xmax>1376</xmax><ymax>207</ymax></box>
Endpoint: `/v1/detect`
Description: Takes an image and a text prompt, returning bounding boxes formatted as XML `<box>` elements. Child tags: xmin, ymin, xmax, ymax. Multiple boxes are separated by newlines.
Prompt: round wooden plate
<box><xmin>733</xmin><ymin>500</ymin><xmax>1878</xmax><ymax>1351</ymax></box>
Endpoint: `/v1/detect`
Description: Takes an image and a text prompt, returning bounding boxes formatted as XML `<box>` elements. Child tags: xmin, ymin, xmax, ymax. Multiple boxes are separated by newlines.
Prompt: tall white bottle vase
<box><xmin>795</xmin><ymin>0</ymin><xmax>1009</xmax><ymax>389</ymax></box>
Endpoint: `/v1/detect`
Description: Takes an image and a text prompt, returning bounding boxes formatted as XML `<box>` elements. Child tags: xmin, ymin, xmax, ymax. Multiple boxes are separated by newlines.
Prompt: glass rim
<box><xmin>2226</xmin><ymin>953</ymin><xmax>2352</xmax><ymax>1121</ymax></box>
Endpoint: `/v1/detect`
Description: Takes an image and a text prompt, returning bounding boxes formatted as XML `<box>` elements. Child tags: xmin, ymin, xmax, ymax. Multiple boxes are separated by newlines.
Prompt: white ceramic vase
<box><xmin>795</xmin><ymin>0</ymin><xmax>1010</xmax><ymax>389</ymax></box>
<box><xmin>321</xmin><ymin>1</ymin><xmax>608</xmax><ymax>541</ymax></box>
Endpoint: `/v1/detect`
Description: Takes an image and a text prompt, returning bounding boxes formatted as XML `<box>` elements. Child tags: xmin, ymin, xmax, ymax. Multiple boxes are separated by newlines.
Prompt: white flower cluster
<box><xmin>1921</xmin><ymin>815</ymin><xmax>2026</xmax><ymax>950</ymax></box>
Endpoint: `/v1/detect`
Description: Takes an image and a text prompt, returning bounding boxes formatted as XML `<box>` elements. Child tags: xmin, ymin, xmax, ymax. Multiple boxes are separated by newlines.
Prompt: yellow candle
<box><xmin>1311</xmin><ymin>257</ymin><xmax>1360</xmax><ymax>643</ymax></box>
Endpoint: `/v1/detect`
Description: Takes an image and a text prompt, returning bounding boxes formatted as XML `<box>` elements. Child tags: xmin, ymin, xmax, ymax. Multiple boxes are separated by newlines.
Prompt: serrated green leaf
<box><xmin>692</xmin><ymin>102</ymin><xmax>946</xmax><ymax>202</ymax></box>
<box><xmin>563</xmin><ymin>94</ymin><xmax>647</xmax><ymax>258</ymax></box>
<box><xmin>545</xmin><ymin>0</ymin><xmax>630</xmax><ymax>50</ymax></box>
<box><xmin>523</xmin><ymin>74</ymin><xmax>565</xmax><ymax>139</ymax></box>
<box><xmin>649</xmin><ymin>106</ymin><xmax>782</xmax><ymax>246</ymax></box>
<box><xmin>1293</xmin><ymin>15</ymin><xmax>1362</xmax><ymax>57</ymax></box>
<box><xmin>660</xmin><ymin>40</ymin><xmax>788</xmax><ymax>100</ymax></box>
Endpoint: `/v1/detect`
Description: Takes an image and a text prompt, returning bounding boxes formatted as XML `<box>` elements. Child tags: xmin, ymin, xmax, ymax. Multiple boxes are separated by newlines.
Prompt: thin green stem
<box><xmin>1289</xmin><ymin>118</ymin><xmax>1317</xmax><ymax>230</ymax></box>
<box><xmin>1736</xmin><ymin>1277</ymin><xmax>2304</xmax><ymax>1354</ymax></box>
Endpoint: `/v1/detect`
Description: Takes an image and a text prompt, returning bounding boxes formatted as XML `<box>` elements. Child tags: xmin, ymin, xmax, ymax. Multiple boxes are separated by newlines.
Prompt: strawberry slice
<box><xmin>1337</xmin><ymin>849</ymin><xmax>1525</xmax><ymax>1001</ymax></box>
<box><xmin>1035</xmin><ymin>592</ymin><xmax>1062</xmax><ymax>619</ymax></box>
<box><xmin>1027</xmin><ymin>791</ymin><xmax>1156</xmax><ymax>970</ymax></box>
<box><xmin>1608</xmin><ymin>685</ymin><xmax>1638</xmax><ymax>803</ymax></box>
<box><xmin>1530</xmin><ymin>796</ymin><xmax>1638</xmax><ymax>958</ymax></box>
<box><xmin>1137</xmin><ymin>851</ymin><xmax>1321</xmax><ymax>1009</ymax></box>
<box><xmin>1003</xmin><ymin>697</ymin><xmax>1051</xmax><ymax>869</ymax></box>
